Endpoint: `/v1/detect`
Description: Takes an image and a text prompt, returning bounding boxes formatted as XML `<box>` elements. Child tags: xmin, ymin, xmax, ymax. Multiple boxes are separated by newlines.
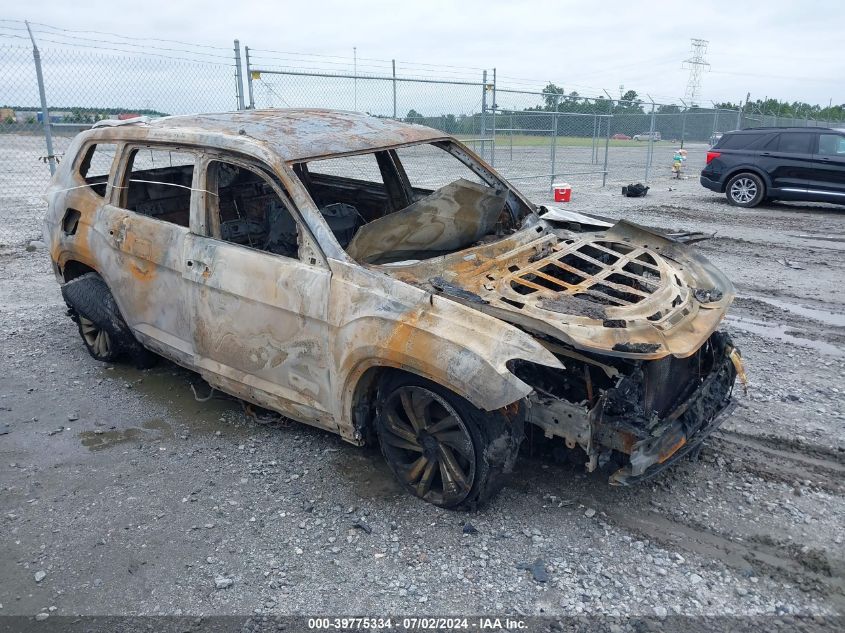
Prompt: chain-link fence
<box><xmin>2</xmin><ymin>19</ymin><xmax>844</xmax><ymax>247</ymax></box>
<box><xmin>0</xmin><ymin>21</ymin><xmax>240</xmax><ymax>246</ymax></box>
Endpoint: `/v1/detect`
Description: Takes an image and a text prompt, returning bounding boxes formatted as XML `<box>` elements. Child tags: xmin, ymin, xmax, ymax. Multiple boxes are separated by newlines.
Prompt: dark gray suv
<box><xmin>700</xmin><ymin>127</ymin><xmax>845</xmax><ymax>207</ymax></box>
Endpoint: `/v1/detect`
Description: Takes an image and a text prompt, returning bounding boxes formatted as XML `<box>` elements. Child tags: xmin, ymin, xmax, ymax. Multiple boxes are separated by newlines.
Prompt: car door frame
<box><xmin>808</xmin><ymin>131</ymin><xmax>845</xmax><ymax>199</ymax></box>
<box><xmin>95</xmin><ymin>141</ymin><xmax>199</xmax><ymax>366</ymax></box>
<box><xmin>765</xmin><ymin>131</ymin><xmax>817</xmax><ymax>194</ymax></box>
<box><xmin>183</xmin><ymin>150</ymin><xmax>337</xmax><ymax>432</ymax></box>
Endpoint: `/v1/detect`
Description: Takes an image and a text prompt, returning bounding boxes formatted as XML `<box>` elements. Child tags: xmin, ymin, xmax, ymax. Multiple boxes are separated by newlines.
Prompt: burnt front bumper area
<box><xmin>524</xmin><ymin>331</ymin><xmax>740</xmax><ymax>485</ymax></box>
<box><xmin>603</xmin><ymin>336</ymin><xmax>738</xmax><ymax>485</ymax></box>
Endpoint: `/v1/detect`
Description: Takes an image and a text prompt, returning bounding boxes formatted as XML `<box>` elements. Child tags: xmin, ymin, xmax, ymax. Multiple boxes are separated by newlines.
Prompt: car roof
<box><xmin>132</xmin><ymin>109</ymin><xmax>447</xmax><ymax>161</ymax></box>
<box><xmin>726</xmin><ymin>126</ymin><xmax>837</xmax><ymax>133</ymax></box>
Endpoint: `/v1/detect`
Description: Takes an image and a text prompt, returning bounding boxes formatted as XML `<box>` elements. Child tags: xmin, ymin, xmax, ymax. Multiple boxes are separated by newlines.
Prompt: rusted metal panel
<box><xmin>148</xmin><ymin>109</ymin><xmax>446</xmax><ymax>161</ymax></box>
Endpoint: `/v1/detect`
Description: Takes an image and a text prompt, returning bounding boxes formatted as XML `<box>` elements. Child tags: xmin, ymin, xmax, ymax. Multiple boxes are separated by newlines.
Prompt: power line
<box><xmin>11</xmin><ymin>19</ymin><xmax>229</xmax><ymax>51</ymax></box>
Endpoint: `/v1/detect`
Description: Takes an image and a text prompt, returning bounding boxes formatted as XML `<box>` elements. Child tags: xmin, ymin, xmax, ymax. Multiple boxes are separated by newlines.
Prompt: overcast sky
<box><xmin>5</xmin><ymin>0</ymin><xmax>845</xmax><ymax>107</ymax></box>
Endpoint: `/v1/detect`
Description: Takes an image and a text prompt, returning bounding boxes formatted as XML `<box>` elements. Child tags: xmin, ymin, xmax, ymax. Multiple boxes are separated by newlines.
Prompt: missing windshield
<box><xmin>292</xmin><ymin>141</ymin><xmax>532</xmax><ymax>264</ymax></box>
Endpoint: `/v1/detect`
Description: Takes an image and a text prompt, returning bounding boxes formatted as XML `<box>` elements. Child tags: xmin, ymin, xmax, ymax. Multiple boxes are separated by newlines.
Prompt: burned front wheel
<box><xmin>374</xmin><ymin>375</ymin><xmax>524</xmax><ymax>510</ymax></box>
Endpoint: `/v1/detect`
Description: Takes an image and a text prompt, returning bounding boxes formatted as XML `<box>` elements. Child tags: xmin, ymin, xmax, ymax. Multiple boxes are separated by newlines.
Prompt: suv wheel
<box><xmin>726</xmin><ymin>172</ymin><xmax>765</xmax><ymax>208</ymax></box>
<box><xmin>374</xmin><ymin>374</ymin><xmax>524</xmax><ymax>510</ymax></box>
<box><xmin>61</xmin><ymin>272</ymin><xmax>157</xmax><ymax>367</ymax></box>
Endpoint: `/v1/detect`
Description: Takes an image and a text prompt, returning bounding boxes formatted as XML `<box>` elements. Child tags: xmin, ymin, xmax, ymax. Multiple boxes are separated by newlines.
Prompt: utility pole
<box><xmin>682</xmin><ymin>38</ymin><xmax>710</xmax><ymax>106</ymax></box>
<box><xmin>392</xmin><ymin>59</ymin><xmax>397</xmax><ymax>119</ymax></box>
<box><xmin>233</xmin><ymin>39</ymin><xmax>245</xmax><ymax>110</ymax></box>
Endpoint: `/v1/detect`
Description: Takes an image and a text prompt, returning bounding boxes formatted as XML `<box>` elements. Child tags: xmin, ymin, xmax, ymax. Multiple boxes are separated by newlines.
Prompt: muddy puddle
<box><xmin>79</xmin><ymin>418</ymin><xmax>173</xmax><ymax>451</ymax></box>
<box><xmin>725</xmin><ymin>315</ymin><xmax>844</xmax><ymax>357</ymax></box>
<box><xmin>739</xmin><ymin>294</ymin><xmax>845</xmax><ymax>328</ymax></box>
<box><xmin>93</xmin><ymin>362</ymin><xmax>252</xmax><ymax>439</ymax></box>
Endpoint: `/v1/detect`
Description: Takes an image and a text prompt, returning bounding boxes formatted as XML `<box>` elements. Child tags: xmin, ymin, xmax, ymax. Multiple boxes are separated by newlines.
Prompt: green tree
<box><xmin>657</xmin><ymin>104</ymin><xmax>681</xmax><ymax>114</ymax></box>
<box><xmin>541</xmin><ymin>83</ymin><xmax>564</xmax><ymax>110</ymax></box>
<box><xmin>618</xmin><ymin>90</ymin><xmax>643</xmax><ymax>113</ymax></box>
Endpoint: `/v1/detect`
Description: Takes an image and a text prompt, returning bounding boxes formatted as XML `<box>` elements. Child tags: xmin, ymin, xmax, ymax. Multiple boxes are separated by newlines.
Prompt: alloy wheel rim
<box><xmin>380</xmin><ymin>386</ymin><xmax>476</xmax><ymax>505</ymax></box>
<box><xmin>79</xmin><ymin>316</ymin><xmax>111</xmax><ymax>358</ymax></box>
<box><xmin>730</xmin><ymin>177</ymin><xmax>757</xmax><ymax>203</ymax></box>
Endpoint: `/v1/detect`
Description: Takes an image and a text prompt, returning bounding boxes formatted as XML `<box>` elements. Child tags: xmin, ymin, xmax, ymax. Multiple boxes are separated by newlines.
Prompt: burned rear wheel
<box><xmin>78</xmin><ymin>314</ymin><xmax>116</xmax><ymax>362</ymax></box>
<box><xmin>374</xmin><ymin>375</ymin><xmax>524</xmax><ymax>510</ymax></box>
<box><xmin>61</xmin><ymin>272</ymin><xmax>157</xmax><ymax>368</ymax></box>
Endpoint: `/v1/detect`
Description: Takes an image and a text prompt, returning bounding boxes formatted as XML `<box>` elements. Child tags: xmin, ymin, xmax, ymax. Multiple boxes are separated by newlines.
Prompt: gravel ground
<box><xmin>1</xmin><ymin>138</ymin><xmax>844</xmax><ymax>626</ymax></box>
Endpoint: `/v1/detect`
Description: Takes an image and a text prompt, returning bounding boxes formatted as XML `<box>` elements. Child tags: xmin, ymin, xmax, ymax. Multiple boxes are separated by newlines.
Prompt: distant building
<box><xmin>0</xmin><ymin>108</ymin><xmax>15</xmax><ymax>122</ymax></box>
<box><xmin>117</xmin><ymin>112</ymin><xmax>141</xmax><ymax>120</ymax></box>
<box><xmin>15</xmin><ymin>110</ymin><xmax>39</xmax><ymax>123</ymax></box>
<box><xmin>36</xmin><ymin>111</ymin><xmax>72</xmax><ymax>123</ymax></box>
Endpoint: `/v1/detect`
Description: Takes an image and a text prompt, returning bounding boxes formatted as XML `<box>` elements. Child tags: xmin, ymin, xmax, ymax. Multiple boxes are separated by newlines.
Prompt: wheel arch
<box><xmin>347</xmin><ymin>364</ymin><xmax>411</xmax><ymax>443</ymax></box>
<box><xmin>345</xmin><ymin>360</ymin><xmax>493</xmax><ymax>444</ymax></box>
<box><xmin>61</xmin><ymin>259</ymin><xmax>98</xmax><ymax>282</ymax></box>
<box><xmin>343</xmin><ymin>355</ymin><xmax>533</xmax><ymax>445</ymax></box>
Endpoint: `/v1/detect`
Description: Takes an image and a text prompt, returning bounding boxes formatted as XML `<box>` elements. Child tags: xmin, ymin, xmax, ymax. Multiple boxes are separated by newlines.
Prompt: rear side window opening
<box><xmin>120</xmin><ymin>147</ymin><xmax>196</xmax><ymax>228</ymax></box>
<box><xmin>292</xmin><ymin>141</ymin><xmax>533</xmax><ymax>265</ymax></box>
<box><xmin>776</xmin><ymin>132</ymin><xmax>814</xmax><ymax>154</ymax></box>
<box><xmin>77</xmin><ymin>143</ymin><xmax>118</xmax><ymax>197</ymax></box>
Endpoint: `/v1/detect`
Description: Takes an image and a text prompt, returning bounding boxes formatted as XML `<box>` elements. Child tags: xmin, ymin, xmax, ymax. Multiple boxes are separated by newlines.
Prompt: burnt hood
<box><xmin>382</xmin><ymin>219</ymin><xmax>735</xmax><ymax>359</ymax></box>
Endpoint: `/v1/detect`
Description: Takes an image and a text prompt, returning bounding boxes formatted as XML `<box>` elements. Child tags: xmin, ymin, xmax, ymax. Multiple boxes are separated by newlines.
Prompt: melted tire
<box><xmin>61</xmin><ymin>272</ymin><xmax>157</xmax><ymax>368</ymax></box>
<box><xmin>374</xmin><ymin>373</ymin><xmax>525</xmax><ymax>510</ymax></box>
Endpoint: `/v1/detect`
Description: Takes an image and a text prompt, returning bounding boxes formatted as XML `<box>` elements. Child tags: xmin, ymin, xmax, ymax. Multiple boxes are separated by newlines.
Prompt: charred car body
<box><xmin>45</xmin><ymin>109</ymin><xmax>742</xmax><ymax>508</ymax></box>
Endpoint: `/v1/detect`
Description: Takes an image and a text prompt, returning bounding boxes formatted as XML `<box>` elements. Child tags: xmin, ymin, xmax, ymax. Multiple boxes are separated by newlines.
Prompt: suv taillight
<box><xmin>706</xmin><ymin>151</ymin><xmax>721</xmax><ymax>164</ymax></box>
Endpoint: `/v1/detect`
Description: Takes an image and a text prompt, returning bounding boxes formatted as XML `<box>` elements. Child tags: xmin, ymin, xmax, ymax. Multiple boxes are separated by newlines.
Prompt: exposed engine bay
<box><xmin>372</xmin><ymin>212</ymin><xmax>742</xmax><ymax>484</ymax></box>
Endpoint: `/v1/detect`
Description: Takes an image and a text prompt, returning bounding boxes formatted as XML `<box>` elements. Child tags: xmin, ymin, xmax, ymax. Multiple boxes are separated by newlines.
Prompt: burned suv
<box><xmin>45</xmin><ymin>109</ymin><xmax>742</xmax><ymax>509</ymax></box>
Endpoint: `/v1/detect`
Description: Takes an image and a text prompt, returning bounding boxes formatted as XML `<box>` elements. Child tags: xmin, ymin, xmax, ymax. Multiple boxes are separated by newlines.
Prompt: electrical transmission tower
<box><xmin>682</xmin><ymin>38</ymin><xmax>710</xmax><ymax>106</ymax></box>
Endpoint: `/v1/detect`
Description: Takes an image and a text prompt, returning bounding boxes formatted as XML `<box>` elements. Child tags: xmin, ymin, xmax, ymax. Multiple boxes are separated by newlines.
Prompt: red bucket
<box><xmin>553</xmin><ymin>182</ymin><xmax>572</xmax><ymax>203</ymax></box>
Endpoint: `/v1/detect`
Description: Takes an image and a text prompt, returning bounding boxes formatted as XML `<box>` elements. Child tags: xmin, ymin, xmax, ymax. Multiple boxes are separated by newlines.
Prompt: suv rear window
<box><xmin>716</xmin><ymin>133</ymin><xmax>770</xmax><ymax>150</ymax></box>
<box><xmin>121</xmin><ymin>147</ymin><xmax>195</xmax><ymax>227</ymax></box>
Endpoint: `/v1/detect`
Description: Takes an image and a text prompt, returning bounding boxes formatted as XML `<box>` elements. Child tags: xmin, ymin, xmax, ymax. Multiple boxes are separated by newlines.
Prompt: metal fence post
<box><xmin>233</xmin><ymin>39</ymin><xmax>245</xmax><ymax>110</ymax></box>
<box><xmin>25</xmin><ymin>21</ymin><xmax>56</xmax><ymax>176</ymax></box>
<box><xmin>392</xmin><ymin>59</ymin><xmax>397</xmax><ymax>119</ymax></box>
<box><xmin>491</xmin><ymin>67</ymin><xmax>497</xmax><ymax>167</ymax></box>
<box><xmin>550</xmin><ymin>94</ymin><xmax>559</xmax><ymax>194</ymax></box>
<box><xmin>679</xmin><ymin>98</ymin><xmax>688</xmax><ymax>149</ymax></box>
<box><xmin>644</xmin><ymin>98</ymin><xmax>656</xmax><ymax>182</ymax></box>
<box><xmin>510</xmin><ymin>111</ymin><xmax>513</xmax><ymax>160</ymax></box>
<box><xmin>602</xmin><ymin>114</ymin><xmax>610</xmax><ymax>188</ymax></box>
<box><xmin>481</xmin><ymin>70</ymin><xmax>487</xmax><ymax>162</ymax></box>
<box><xmin>245</xmin><ymin>46</ymin><xmax>255</xmax><ymax>109</ymax></box>
<box><xmin>711</xmin><ymin>105</ymin><xmax>718</xmax><ymax>140</ymax></box>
